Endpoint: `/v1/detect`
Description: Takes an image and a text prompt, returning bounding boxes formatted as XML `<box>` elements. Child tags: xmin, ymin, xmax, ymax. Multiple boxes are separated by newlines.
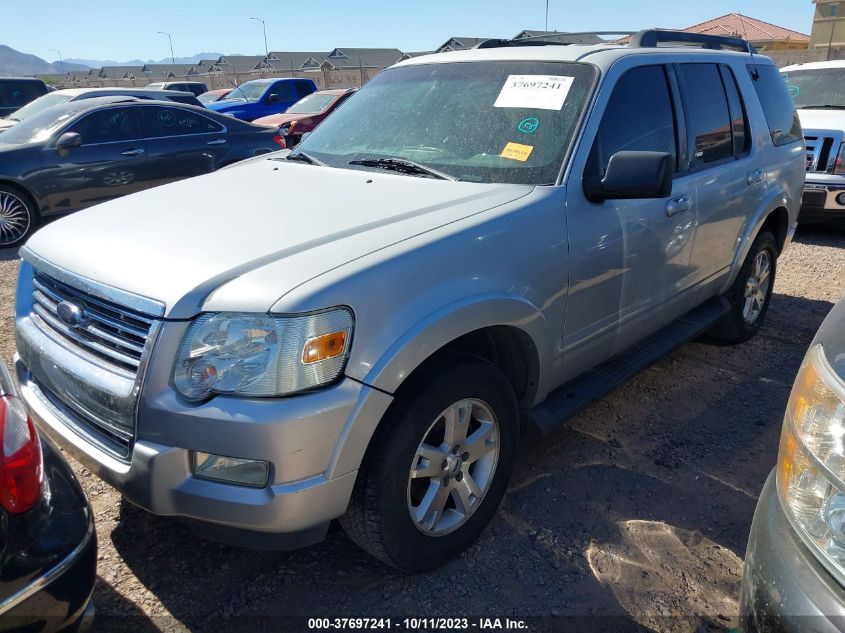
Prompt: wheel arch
<box><xmin>0</xmin><ymin>179</ymin><xmax>39</xmax><ymax>214</ymax></box>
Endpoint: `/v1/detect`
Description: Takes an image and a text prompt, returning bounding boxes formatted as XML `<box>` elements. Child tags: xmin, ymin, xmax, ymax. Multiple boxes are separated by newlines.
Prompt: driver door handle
<box><xmin>666</xmin><ymin>194</ymin><xmax>691</xmax><ymax>217</ymax></box>
<box><xmin>121</xmin><ymin>148</ymin><xmax>145</xmax><ymax>157</ymax></box>
<box><xmin>207</xmin><ymin>139</ymin><xmax>227</xmax><ymax>146</ymax></box>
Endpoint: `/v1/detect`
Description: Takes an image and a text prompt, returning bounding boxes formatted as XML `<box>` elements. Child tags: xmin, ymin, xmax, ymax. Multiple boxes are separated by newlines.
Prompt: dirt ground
<box><xmin>1</xmin><ymin>226</ymin><xmax>843</xmax><ymax>633</ymax></box>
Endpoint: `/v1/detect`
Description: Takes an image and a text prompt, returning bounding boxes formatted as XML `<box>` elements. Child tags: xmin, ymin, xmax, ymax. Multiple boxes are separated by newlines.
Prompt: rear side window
<box><xmin>748</xmin><ymin>64</ymin><xmax>802</xmax><ymax>147</ymax></box>
<box><xmin>268</xmin><ymin>82</ymin><xmax>295</xmax><ymax>102</ymax></box>
<box><xmin>0</xmin><ymin>80</ymin><xmax>46</xmax><ymax>108</ymax></box>
<box><xmin>296</xmin><ymin>80</ymin><xmax>317</xmax><ymax>98</ymax></box>
<box><xmin>587</xmin><ymin>65</ymin><xmax>678</xmax><ymax>178</ymax></box>
<box><xmin>719</xmin><ymin>65</ymin><xmax>750</xmax><ymax>156</ymax></box>
<box><xmin>141</xmin><ymin>106</ymin><xmax>224</xmax><ymax>137</ymax></box>
<box><xmin>677</xmin><ymin>64</ymin><xmax>733</xmax><ymax>165</ymax></box>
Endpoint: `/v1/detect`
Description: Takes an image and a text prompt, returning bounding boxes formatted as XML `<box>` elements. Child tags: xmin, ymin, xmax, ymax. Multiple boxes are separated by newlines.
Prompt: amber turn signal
<box><xmin>302</xmin><ymin>331</ymin><xmax>348</xmax><ymax>364</ymax></box>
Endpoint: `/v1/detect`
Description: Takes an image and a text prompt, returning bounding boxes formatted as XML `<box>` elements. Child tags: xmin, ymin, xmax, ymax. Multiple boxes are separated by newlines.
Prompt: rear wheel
<box><xmin>708</xmin><ymin>230</ymin><xmax>777</xmax><ymax>344</ymax></box>
<box><xmin>0</xmin><ymin>186</ymin><xmax>36</xmax><ymax>248</ymax></box>
<box><xmin>340</xmin><ymin>355</ymin><xmax>518</xmax><ymax>571</ymax></box>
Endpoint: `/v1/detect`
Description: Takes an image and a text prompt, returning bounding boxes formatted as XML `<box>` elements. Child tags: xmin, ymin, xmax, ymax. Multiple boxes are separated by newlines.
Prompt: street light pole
<box><xmin>158</xmin><ymin>31</ymin><xmax>175</xmax><ymax>65</ymax></box>
<box><xmin>50</xmin><ymin>48</ymin><xmax>64</xmax><ymax>75</ymax></box>
<box><xmin>251</xmin><ymin>17</ymin><xmax>269</xmax><ymax>58</ymax></box>
<box><xmin>545</xmin><ymin>0</ymin><xmax>549</xmax><ymax>32</ymax></box>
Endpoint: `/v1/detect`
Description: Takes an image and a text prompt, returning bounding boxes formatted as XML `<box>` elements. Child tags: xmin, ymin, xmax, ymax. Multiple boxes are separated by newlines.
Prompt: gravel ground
<box><xmin>0</xmin><ymin>226</ymin><xmax>843</xmax><ymax>633</ymax></box>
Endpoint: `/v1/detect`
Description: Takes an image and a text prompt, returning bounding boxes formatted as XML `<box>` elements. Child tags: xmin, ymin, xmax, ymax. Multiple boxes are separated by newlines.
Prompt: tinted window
<box><xmin>587</xmin><ymin>65</ymin><xmax>677</xmax><ymax>178</ymax></box>
<box><xmin>141</xmin><ymin>105</ymin><xmax>223</xmax><ymax>137</ymax></box>
<box><xmin>677</xmin><ymin>64</ymin><xmax>733</xmax><ymax>165</ymax></box>
<box><xmin>719</xmin><ymin>65</ymin><xmax>750</xmax><ymax>156</ymax></box>
<box><xmin>748</xmin><ymin>64</ymin><xmax>802</xmax><ymax>147</ymax></box>
<box><xmin>295</xmin><ymin>81</ymin><xmax>316</xmax><ymax>98</ymax></box>
<box><xmin>268</xmin><ymin>82</ymin><xmax>295</xmax><ymax>102</ymax></box>
<box><xmin>68</xmin><ymin>107</ymin><xmax>142</xmax><ymax>144</ymax></box>
<box><xmin>0</xmin><ymin>80</ymin><xmax>46</xmax><ymax>108</ymax></box>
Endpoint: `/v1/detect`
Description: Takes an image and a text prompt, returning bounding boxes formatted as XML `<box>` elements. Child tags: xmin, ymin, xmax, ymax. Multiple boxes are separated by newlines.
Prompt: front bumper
<box><xmin>801</xmin><ymin>182</ymin><xmax>845</xmax><ymax>221</ymax></box>
<box><xmin>16</xmin><ymin>351</ymin><xmax>392</xmax><ymax>548</ymax></box>
<box><xmin>739</xmin><ymin>471</ymin><xmax>845</xmax><ymax>632</ymax></box>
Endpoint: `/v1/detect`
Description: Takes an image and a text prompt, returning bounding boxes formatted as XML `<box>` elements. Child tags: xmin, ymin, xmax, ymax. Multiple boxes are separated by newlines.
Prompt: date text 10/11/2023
<box><xmin>307</xmin><ymin>618</ymin><xmax>529</xmax><ymax>630</ymax></box>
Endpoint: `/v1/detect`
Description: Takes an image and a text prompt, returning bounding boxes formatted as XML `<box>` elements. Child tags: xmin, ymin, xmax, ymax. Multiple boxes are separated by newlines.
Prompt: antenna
<box><xmin>738</xmin><ymin>12</ymin><xmax>760</xmax><ymax>79</ymax></box>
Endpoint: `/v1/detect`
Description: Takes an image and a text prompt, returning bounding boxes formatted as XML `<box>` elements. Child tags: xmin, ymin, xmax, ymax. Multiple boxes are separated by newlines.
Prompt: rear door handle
<box><xmin>121</xmin><ymin>148</ymin><xmax>145</xmax><ymax>157</ymax></box>
<box><xmin>747</xmin><ymin>168</ymin><xmax>765</xmax><ymax>185</ymax></box>
<box><xmin>207</xmin><ymin>139</ymin><xmax>227</xmax><ymax>146</ymax></box>
<box><xmin>666</xmin><ymin>194</ymin><xmax>691</xmax><ymax>217</ymax></box>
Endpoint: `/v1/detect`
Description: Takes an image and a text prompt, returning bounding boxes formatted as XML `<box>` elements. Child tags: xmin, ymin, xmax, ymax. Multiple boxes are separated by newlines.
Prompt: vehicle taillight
<box><xmin>833</xmin><ymin>143</ymin><xmax>845</xmax><ymax>175</ymax></box>
<box><xmin>271</xmin><ymin>134</ymin><xmax>286</xmax><ymax>149</ymax></box>
<box><xmin>0</xmin><ymin>395</ymin><xmax>43</xmax><ymax>513</ymax></box>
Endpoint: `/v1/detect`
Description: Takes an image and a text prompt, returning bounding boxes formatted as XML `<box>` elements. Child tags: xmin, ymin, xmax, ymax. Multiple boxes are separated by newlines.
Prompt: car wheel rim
<box><xmin>407</xmin><ymin>398</ymin><xmax>500</xmax><ymax>536</ymax></box>
<box><xmin>742</xmin><ymin>250</ymin><xmax>771</xmax><ymax>324</ymax></box>
<box><xmin>0</xmin><ymin>191</ymin><xmax>30</xmax><ymax>247</ymax></box>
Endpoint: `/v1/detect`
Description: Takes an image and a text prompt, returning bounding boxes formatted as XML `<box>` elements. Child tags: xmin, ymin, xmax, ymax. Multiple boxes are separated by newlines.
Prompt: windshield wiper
<box><xmin>797</xmin><ymin>104</ymin><xmax>845</xmax><ymax>109</ymax></box>
<box><xmin>348</xmin><ymin>157</ymin><xmax>455</xmax><ymax>181</ymax></box>
<box><xmin>285</xmin><ymin>151</ymin><xmax>327</xmax><ymax>167</ymax></box>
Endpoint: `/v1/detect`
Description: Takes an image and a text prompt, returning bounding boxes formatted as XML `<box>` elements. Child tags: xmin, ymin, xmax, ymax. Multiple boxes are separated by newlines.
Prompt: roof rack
<box><xmin>474</xmin><ymin>32</ymin><xmax>634</xmax><ymax>49</ymax></box>
<box><xmin>628</xmin><ymin>29</ymin><xmax>757</xmax><ymax>53</ymax></box>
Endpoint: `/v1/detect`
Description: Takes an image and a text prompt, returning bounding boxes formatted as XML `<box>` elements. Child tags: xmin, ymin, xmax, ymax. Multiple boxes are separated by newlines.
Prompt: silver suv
<box><xmin>14</xmin><ymin>30</ymin><xmax>804</xmax><ymax>571</ymax></box>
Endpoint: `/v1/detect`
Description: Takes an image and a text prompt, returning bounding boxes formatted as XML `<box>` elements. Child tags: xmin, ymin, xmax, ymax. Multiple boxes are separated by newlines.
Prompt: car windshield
<box><xmin>227</xmin><ymin>81</ymin><xmax>269</xmax><ymax>102</ymax></box>
<box><xmin>295</xmin><ymin>61</ymin><xmax>597</xmax><ymax>185</ymax></box>
<box><xmin>0</xmin><ymin>103</ymin><xmax>82</xmax><ymax>145</ymax></box>
<box><xmin>783</xmin><ymin>67</ymin><xmax>845</xmax><ymax>108</ymax></box>
<box><xmin>286</xmin><ymin>93</ymin><xmax>337</xmax><ymax>114</ymax></box>
<box><xmin>4</xmin><ymin>92</ymin><xmax>72</xmax><ymax>122</ymax></box>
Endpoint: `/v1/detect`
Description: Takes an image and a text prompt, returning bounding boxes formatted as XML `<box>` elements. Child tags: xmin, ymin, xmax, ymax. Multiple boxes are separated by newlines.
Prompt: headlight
<box><xmin>777</xmin><ymin>344</ymin><xmax>845</xmax><ymax>572</ymax></box>
<box><xmin>173</xmin><ymin>308</ymin><xmax>353</xmax><ymax>401</ymax></box>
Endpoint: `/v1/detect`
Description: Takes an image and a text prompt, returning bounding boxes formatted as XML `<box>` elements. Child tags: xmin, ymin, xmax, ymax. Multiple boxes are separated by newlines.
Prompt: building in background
<box><xmin>682</xmin><ymin>13</ymin><xmax>809</xmax><ymax>51</ymax></box>
<box><xmin>810</xmin><ymin>0</ymin><xmax>845</xmax><ymax>49</ymax></box>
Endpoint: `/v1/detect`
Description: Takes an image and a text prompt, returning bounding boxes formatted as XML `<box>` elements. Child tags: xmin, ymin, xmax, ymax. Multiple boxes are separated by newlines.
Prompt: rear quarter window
<box><xmin>0</xmin><ymin>80</ymin><xmax>46</xmax><ymax>108</ymax></box>
<box><xmin>747</xmin><ymin>64</ymin><xmax>802</xmax><ymax>147</ymax></box>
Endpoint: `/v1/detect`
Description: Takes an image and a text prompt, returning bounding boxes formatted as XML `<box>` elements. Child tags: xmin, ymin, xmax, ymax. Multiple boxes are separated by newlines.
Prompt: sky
<box><xmin>4</xmin><ymin>0</ymin><xmax>809</xmax><ymax>63</ymax></box>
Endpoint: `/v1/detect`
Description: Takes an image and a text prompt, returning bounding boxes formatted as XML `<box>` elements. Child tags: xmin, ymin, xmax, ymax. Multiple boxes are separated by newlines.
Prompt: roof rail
<box><xmin>628</xmin><ymin>29</ymin><xmax>757</xmax><ymax>53</ymax></box>
<box><xmin>474</xmin><ymin>32</ymin><xmax>634</xmax><ymax>49</ymax></box>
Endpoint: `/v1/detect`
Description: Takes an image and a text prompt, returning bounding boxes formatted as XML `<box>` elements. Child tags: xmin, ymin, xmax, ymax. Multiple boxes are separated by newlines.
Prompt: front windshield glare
<box><xmin>0</xmin><ymin>106</ymin><xmax>79</xmax><ymax>145</ymax></box>
<box><xmin>287</xmin><ymin>94</ymin><xmax>336</xmax><ymax>114</ymax></box>
<box><xmin>296</xmin><ymin>61</ymin><xmax>597</xmax><ymax>185</ymax></box>
<box><xmin>783</xmin><ymin>68</ymin><xmax>845</xmax><ymax>108</ymax></box>
<box><xmin>7</xmin><ymin>92</ymin><xmax>72</xmax><ymax>121</ymax></box>
<box><xmin>229</xmin><ymin>82</ymin><xmax>269</xmax><ymax>101</ymax></box>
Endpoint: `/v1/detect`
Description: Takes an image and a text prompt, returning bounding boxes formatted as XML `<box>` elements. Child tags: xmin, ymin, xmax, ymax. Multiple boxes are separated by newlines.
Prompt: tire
<box><xmin>708</xmin><ymin>230</ymin><xmax>777</xmax><ymax>344</ymax></box>
<box><xmin>340</xmin><ymin>354</ymin><xmax>519</xmax><ymax>571</ymax></box>
<box><xmin>0</xmin><ymin>185</ymin><xmax>37</xmax><ymax>248</ymax></box>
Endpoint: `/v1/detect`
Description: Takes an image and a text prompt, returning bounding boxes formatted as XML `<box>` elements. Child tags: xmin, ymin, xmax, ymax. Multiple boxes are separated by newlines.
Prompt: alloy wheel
<box><xmin>0</xmin><ymin>191</ymin><xmax>31</xmax><ymax>247</ymax></box>
<box><xmin>742</xmin><ymin>250</ymin><xmax>771</xmax><ymax>324</ymax></box>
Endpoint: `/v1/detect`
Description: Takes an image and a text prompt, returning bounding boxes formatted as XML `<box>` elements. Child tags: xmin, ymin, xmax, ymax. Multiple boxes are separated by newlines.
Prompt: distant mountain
<box><xmin>0</xmin><ymin>45</ymin><xmax>88</xmax><ymax>76</ymax></box>
<box><xmin>65</xmin><ymin>52</ymin><xmax>232</xmax><ymax>67</ymax></box>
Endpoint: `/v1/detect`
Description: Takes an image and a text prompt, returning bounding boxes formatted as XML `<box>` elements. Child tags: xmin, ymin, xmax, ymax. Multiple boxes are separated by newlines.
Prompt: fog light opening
<box><xmin>192</xmin><ymin>452</ymin><xmax>269</xmax><ymax>488</ymax></box>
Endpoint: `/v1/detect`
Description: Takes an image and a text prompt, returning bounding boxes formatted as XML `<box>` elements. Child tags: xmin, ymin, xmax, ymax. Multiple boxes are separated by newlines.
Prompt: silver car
<box><xmin>13</xmin><ymin>30</ymin><xmax>804</xmax><ymax>571</ymax></box>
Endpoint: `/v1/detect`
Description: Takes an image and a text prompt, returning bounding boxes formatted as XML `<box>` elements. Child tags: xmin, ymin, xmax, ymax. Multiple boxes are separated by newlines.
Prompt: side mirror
<box><xmin>266</xmin><ymin>94</ymin><xmax>282</xmax><ymax>104</ymax></box>
<box><xmin>583</xmin><ymin>151</ymin><xmax>673</xmax><ymax>202</ymax></box>
<box><xmin>55</xmin><ymin>131</ymin><xmax>82</xmax><ymax>152</ymax></box>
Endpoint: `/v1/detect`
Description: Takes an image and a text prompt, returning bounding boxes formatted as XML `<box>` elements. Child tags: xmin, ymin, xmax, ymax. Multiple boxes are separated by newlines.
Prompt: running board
<box><xmin>523</xmin><ymin>297</ymin><xmax>730</xmax><ymax>436</ymax></box>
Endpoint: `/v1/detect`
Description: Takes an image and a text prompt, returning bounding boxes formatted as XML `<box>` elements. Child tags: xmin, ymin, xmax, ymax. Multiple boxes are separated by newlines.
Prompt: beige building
<box><xmin>811</xmin><ymin>0</ymin><xmax>845</xmax><ymax>48</ymax></box>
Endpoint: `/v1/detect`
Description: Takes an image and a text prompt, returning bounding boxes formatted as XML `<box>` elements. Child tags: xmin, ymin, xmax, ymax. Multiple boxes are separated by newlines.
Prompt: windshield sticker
<box><xmin>494</xmin><ymin>75</ymin><xmax>574</xmax><ymax>111</ymax></box>
<box><xmin>501</xmin><ymin>142</ymin><xmax>534</xmax><ymax>162</ymax></box>
<box><xmin>517</xmin><ymin>117</ymin><xmax>540</xmax><ymax>134</ymax></box>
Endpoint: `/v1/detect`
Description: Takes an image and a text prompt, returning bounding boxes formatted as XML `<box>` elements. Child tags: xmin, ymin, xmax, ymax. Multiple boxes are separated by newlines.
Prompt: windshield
<box><xmin>227</xmin><ymin>81</ymin><xmax>269</xmax><ymax>102</ymax></box>
<box><xmin>5</xmin><ymin>92</ymin><xmax>73</xmax><ymax>122</ymax></box>
<box><xmin>783</xmin><ymin>68</ymin><xmax>845</xmax><ymax>108</ymax></box>
<box><xmin>286</xmin><ymin>93</ymin><xmax>337</xmax><ymax>114</ymax></box>
<box><xmin>296</xmin><ymin>61</ymin><xmax>597</xmax><ymax>185</ymax></box>
<box><xmin>0</xmin><ymin>104</ymin><xmax>82</xmax><ymax>145</ymax></box>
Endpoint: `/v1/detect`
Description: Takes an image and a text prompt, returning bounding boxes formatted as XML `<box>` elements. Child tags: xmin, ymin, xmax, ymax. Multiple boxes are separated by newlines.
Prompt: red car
<box><xmin>252</xmin><ymin>88</ymin><xmax>356</xmax><ymax>146</ymax></box>
<box><xmin>198</xmin><ymin>88</ymin><xmax>233</xmax><ymax>105</ymax></box>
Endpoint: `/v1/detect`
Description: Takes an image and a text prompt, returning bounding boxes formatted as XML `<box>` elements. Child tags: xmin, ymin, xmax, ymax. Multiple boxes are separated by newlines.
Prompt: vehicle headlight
<box><xmin>173</xmin><ymin>309</ymin><xmax>353</xmax><ymax>401</ymax></box>
<box><xmin>777</xmin><ymin>344</ymin><xmax>845</xmax><ymax>571</ymax></box>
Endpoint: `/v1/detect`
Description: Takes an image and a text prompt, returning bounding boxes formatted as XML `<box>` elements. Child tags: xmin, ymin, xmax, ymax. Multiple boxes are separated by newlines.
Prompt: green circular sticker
<box><xmin>517</xmin><ymin>117</ymin><xmax>540</xmax><ymax>134</ymax></box>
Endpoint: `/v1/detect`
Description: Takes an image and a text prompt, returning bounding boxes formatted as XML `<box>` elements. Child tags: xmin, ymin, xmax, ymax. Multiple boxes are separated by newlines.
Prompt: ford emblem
<box><xmin>56</xmin><ymin>301</ymin><xmax>84</xmax><ymax>328</ymax></box>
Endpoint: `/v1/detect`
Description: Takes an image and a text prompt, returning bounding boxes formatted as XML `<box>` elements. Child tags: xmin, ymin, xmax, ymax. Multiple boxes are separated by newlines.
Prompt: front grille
<box><xmin>31</xmin><ymin>272</ymin><xmax>154</xmax><ymax>375</ymax></box>
<box><xmin>805</xmin><ymin>130</ymin><xmax>843</xmax><ymax>173</ymax></box>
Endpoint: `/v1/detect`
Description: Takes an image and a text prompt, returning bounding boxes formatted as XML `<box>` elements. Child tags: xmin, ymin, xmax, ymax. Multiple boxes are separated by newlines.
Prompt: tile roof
<box><xmin>683</xmin><ymin>13</ymin><xmax>809</xmax><ymax>42</ymax></box>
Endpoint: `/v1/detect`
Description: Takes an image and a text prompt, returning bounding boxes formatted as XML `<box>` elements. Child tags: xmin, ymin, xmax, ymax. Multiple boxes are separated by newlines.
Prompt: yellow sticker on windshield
<box><xmin>501</xmin><ymin>142</ymin><xmax>534</xmax><ymax>162</ymax></box>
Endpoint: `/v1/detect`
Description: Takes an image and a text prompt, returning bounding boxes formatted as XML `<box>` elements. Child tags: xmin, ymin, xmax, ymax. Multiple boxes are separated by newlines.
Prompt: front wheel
<box><xmin>340</xmin><ymin>355</ymin><xmax>518</xmax><ymax>571</ymax></box>
<box><xmin>0</xmin><ymin>186</ymin><xmax>37</xmax><ymax>248</ymax></box>
<box><xmin>708</xmin><ymin>230</ymin><xmax>777</xmax><ymax>344</ymax></box>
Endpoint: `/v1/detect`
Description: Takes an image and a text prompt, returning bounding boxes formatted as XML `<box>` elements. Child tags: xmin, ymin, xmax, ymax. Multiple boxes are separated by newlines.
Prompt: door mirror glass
<box><xmin>584</xmin><ymin>151</ymin><xmax>673</xmax><ymax>201</ymax></box>
<box><xmin>55</xmin><ymin>131</ymin><xmax>82</xmax><ymax>151</ymax></box>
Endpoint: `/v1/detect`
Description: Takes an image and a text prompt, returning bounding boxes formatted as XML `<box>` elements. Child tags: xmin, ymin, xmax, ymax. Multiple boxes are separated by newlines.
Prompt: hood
<box><xmin>0</xmin><ymin>118</ymin><xmax>15</xmax><ymax>132</ymax></box>
<box><xmin>253</xmin><ymin>112</ymin><xmax>304</xmax><ymax>127</ymax></box>
<box><xmin>796</xmin><ymin>108</ymin><xmax>845</xmax><ymax>133</ymax></box>
<box><xmin>24</xmin><ymin>159</ymin><xmax>532</xmax><ymax>318</ymax></box>
<box><xmin>206</xmin><ymin>98</ymin><xmax>252</xmax><ymax>112</ymax></box>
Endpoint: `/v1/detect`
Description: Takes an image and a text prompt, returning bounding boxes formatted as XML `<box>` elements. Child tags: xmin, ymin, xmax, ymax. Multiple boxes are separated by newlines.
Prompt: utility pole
<box><xmin>545</xmin><ymin>0</ymin><xmax>549</xmax><ymax>32</ymax></box>
<box><xmin>158</xmin><ymin>31</ymin><xmax>175</xmax><ymax>65</ymax></box>
<box><xmin>50</xmin><ymin>48</ymin><xmax>64</xmax><ymax>75</ymax></box>
<box><xmin>251</xmin><ymin>17</ymin><xmax>269</xmax><ymax>59</ymax></box>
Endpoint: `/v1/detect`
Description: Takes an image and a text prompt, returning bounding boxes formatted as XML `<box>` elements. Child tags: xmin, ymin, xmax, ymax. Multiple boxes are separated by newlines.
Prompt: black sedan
<box><xmin>0</xmin><ymin>96</ymin><xmax>286</xmax><ymax>247</ymax></box>
<box><xmin>0</xmin><ymin>358</ymin><xmax>96</xmax><ymax>631</ymax></box>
